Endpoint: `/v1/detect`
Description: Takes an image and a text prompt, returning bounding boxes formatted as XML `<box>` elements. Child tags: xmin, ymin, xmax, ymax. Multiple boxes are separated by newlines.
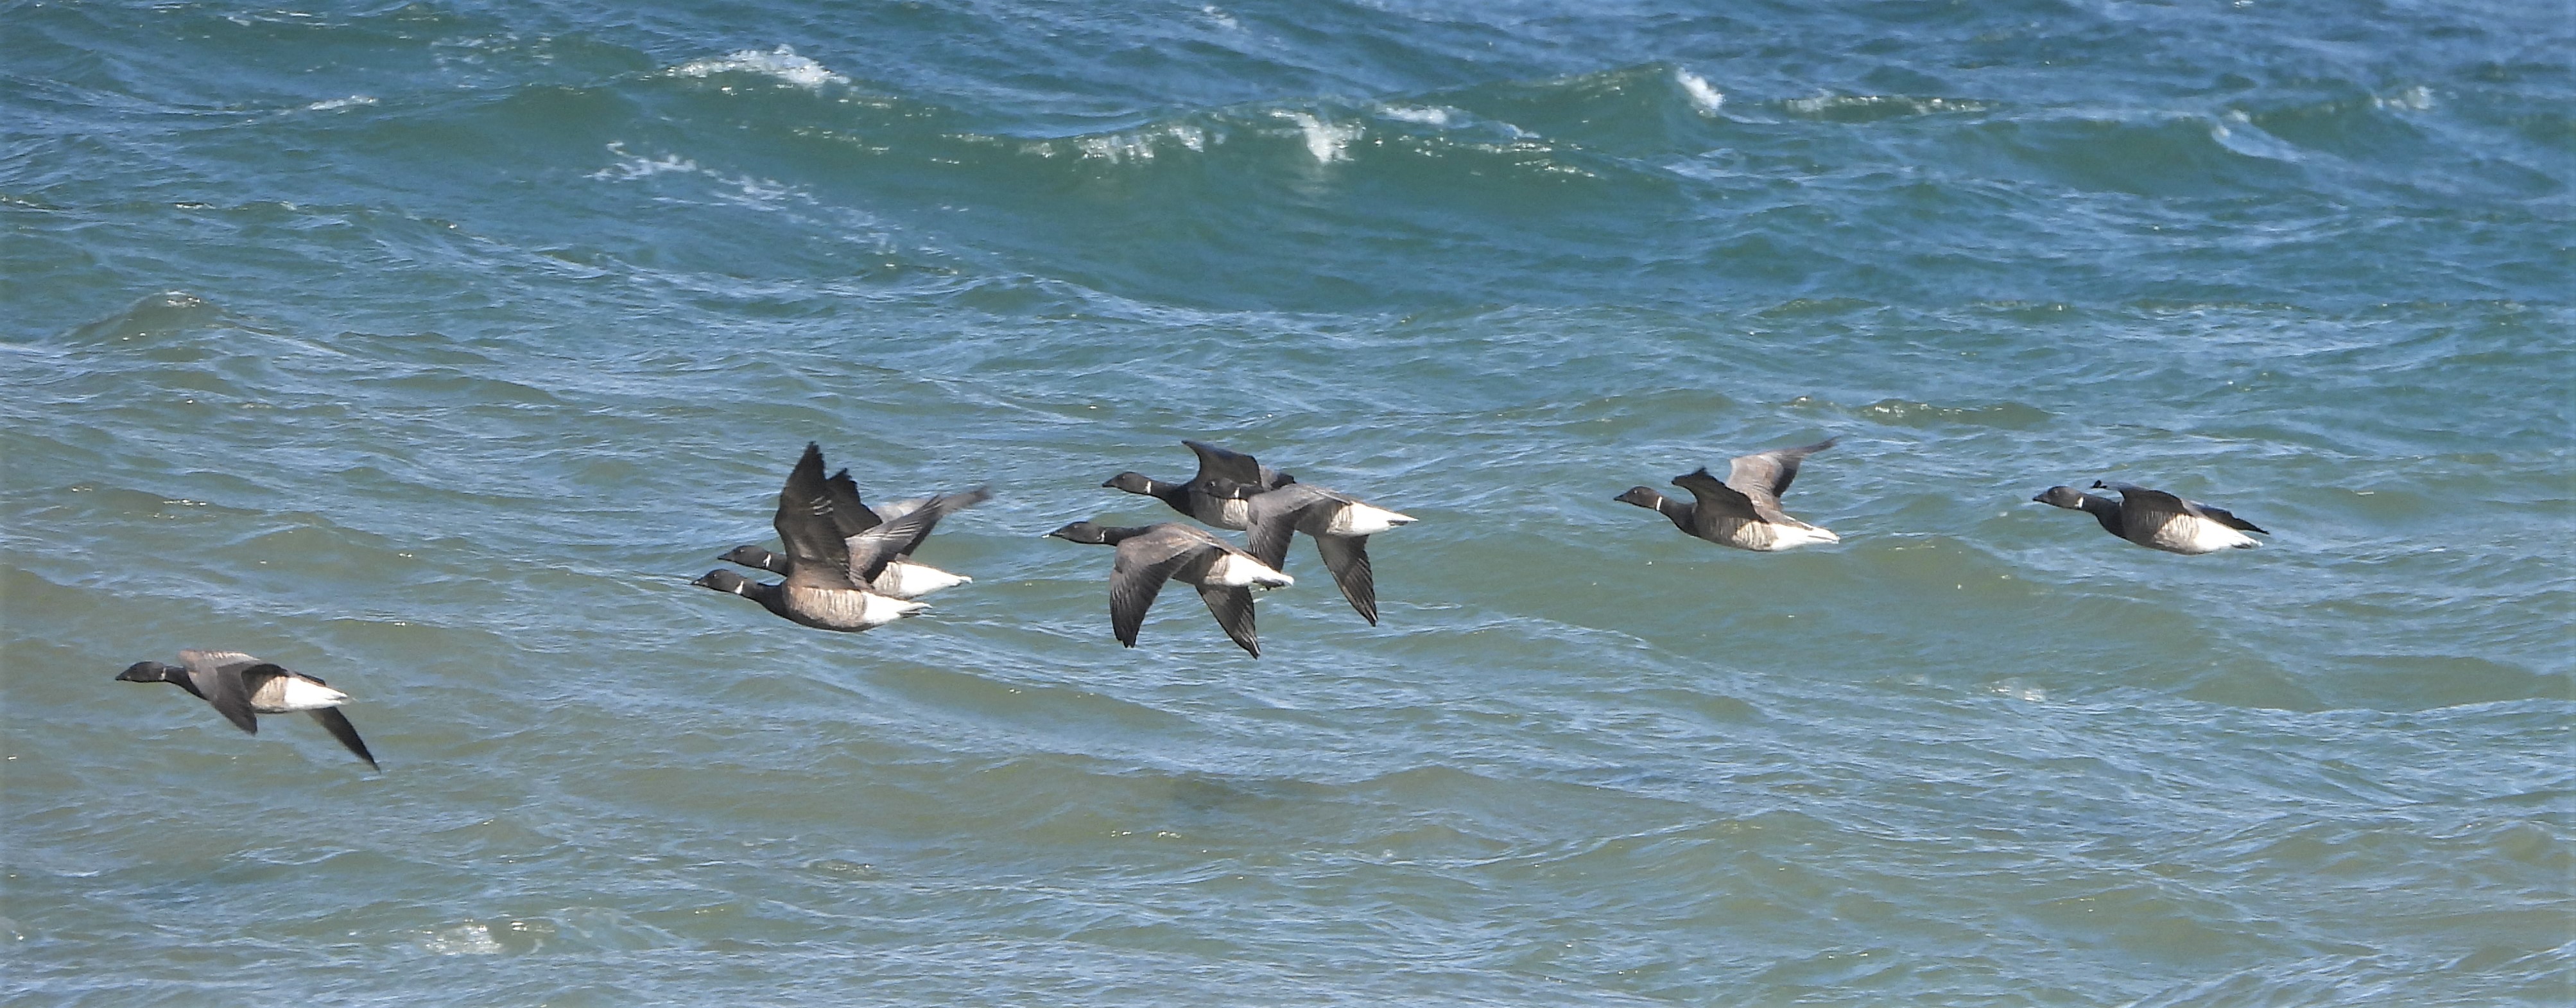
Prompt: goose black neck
<box><xmin>1147</xmin><ymin>479</ymin><xmax>1194</xmax><ymax>516</ymax></box>
<box><xmin>1658</xmin><ymin>496</ymin><xmax>1695</xmax><ymax>532</ymax></box>
<box><xmin>2081</xmin><ymin>496</ymin><xmax>2124</xmax><ymax>537</ymax></box>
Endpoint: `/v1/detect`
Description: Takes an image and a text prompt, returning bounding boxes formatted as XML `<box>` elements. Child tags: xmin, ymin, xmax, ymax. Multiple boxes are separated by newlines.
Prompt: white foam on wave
<box><xmin>587</xmin><ymin>142</ymin><xmax>700</xmax><ymax>180</ymax></box>
<box><xmin>2374</xmin><ymin>85</ymin><xmax>2433</xmax><ymax>111</ymax></box>
<box><xmin>1380</xmin><ymin>105</ymin><xmax>1454</xmax><ymax>127</ymax></box>
<box><xmin>671</xmin><ymin>45</ymin><xmax>847</xmax><ymax>91</ymax></box>
<box><xmin>583</xmin><ymin>142</ymin><xmax>813</xmax><ymax>213</ymax></box>
<box><xmin>1082</xmin><ymin>124</ymin><xmax>1209</xmax><ymax>163</ymax></box>
<box><xmin>1782</xmin><ymin>94</ymin><xmax>1985</xmax><ymax>116</ymax></box>
<box><xmin>1023</xmin><ymin>123</ymin><xmax>1210</xmax><ymax>163</ymax></box>
<box><xmin>1275</xmin><ymin>111</ymin><xmax>1362</xmax><ymax>163</ymax></box>
<box><xmin>305</xmin><ymin>95</ymin><xmax>377</xmax><ymax>112</ymax></box>
<box><xmin>419</xmin><ymin>922</ymin><xmax>502</xmax><ymax>955</ymax></box>
<box><xmin>1202</xmin><ymin>4</ymin><xmax>1240</xmax><ymax>30</ymax></box>
<box><xmin>2209</xmin><ymin>110</ymin><xmax>2303</xmax><ymax>162</ymax></box>
<box><xmin>1675</xmin><ymin>70</ymin><xmax>1725</xmax><ymax>114</ymax></box>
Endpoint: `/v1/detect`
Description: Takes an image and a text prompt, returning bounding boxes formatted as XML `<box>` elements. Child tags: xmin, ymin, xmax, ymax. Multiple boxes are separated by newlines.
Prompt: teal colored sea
<box><xmin>3</xmin><ymin>1</ymin><xmax>2570</xmax><ymax>1004</ymax></box>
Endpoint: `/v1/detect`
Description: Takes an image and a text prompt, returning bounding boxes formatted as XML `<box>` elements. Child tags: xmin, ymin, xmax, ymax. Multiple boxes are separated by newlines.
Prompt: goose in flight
<box><xmin>1102</xmin><ymin>439</ymin><xmax>1295</xmax><ymax>530</ymax></box>
<box><xmin>2032</xmin><ymin>480</ymin><xmax>2267</xmax><ymax>554</ymax></box>
<box><xmin>116</xmin><ymin>650</ymin><xmax>378</xmax><ymax>770</ymax></box>
<box><xmin>694</xmin><ymin>443</ymin><xmax>971</xmax><ymax>630</ymax></box>
<box><xmin>1045</xmin><ymin>521</ymin><xmax>1292</xmax><ymax>656</ymax></box>
<box><xmin>1616</xmin><ymin>438</ymin><xmax>1840</xmax><ymax>552</ymax></box>
<box><xmin>720</xmin><ymin>467</ymin><xmax>985</xmax><ymax>598</ymax></box>
<box><xmin>1203</xmin><ymin>477</ymin><xmax>1412</xmax><ymax>625</ymax></box>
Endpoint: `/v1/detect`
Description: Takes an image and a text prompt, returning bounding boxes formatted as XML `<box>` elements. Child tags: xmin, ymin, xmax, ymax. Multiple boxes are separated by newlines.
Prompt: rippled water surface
<box><xmin>4</xmin><ymin>1</ymin><xmax>2571</xmax><ymax>1004</ymax></box>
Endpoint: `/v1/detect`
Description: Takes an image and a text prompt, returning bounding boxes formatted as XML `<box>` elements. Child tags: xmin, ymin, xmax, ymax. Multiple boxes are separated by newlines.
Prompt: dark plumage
<box><xmin>116</xmin><ymin>650</ymin><xmax>378</xmax><ymax>770</ymax></box>
<box><xmin>1102</xmin><ymin>439</ymin><xmax>1295</xmax><ymax>530</ymax></box>
<box><xmin>2032</xmin><ymin>480</ymin><xmax>2267</xmax><ymax>554</ymax></box>
<box><xmin>693</xmin><ymin>443</ymin><xmax>944</xmax><ymax>631</ymax></box>
<box><xmin>719</xmin><ymin>467</ymin><xmax>987</xmax><ymax>598</ymax></box>
<box><xmin>1045</xmin><ymin>521</ymin><xmax>1293</xmax><ymax>656</ymax></box>
<box><xmin>1616</xmin><ymin>438</ymin><xmax>1841</xmax><ymax>551</ymax></box>
<box><xmin>1202</xmin><ymin>478</ymin><xmax>1414</xmax><ymax>626</ymax></box>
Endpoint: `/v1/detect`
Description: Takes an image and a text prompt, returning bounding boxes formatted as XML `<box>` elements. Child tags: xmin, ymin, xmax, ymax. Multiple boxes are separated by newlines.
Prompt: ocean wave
<box><xmin>668</xmin><ymin>45</ymin><xmax>849</xmax><ymax>91</ymax></box>
<box><xmin>59</xmin><ymin>291</ymin><xmax>225</xmax><ymax>345</ymax></box>
<box><xmin>1674</xmin><ymin>69</ymin><xmax>1725</xmax><ymax>114</ymax></box>
<box><xmin>1779</xmin><ymin>93</ymin><xmax>1989</xmax><ymax>121</ymax></box>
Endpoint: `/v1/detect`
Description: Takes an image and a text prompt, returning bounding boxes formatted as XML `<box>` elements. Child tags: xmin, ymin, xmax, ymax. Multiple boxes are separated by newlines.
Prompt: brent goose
<box><xmin>1616</xmin><ymin>438</ymin><xmax>1841</xmax><ymax>551</ymax></box>
<box><xmin>694</xmin><ymin>443</ymin><xmax>967</xmax><ymax>631</ymax></box>
<box><xmin>2033</xmin><ymin>480</ymin><xmax>2268</xmax><ymax>554</ymax></box>
<box><xmin>116</xmin><ymin>650</ymin><xmax>378</xmax><ymax>770</ymax></box>
<box><xmin>720</xmin><ymin>468</ymin><xmax>986</xmax><ymax>598</ymax></box>
<box><xmin>1044</xmin><ymin>521</ymin><xmax>1293</xmax><ymax>657</ymax></box>
<box><xmin>1102</xmin><ymin>440</ymin><xmax>1295</xmax><ymax>530</ymax></box>
<box><xmin>1202</xmin><ymin>478</ymin><xmax>1412</xmax><ymax>625</ymax></box>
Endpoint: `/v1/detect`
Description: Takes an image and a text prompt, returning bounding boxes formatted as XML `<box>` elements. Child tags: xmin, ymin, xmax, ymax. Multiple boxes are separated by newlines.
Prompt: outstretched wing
<box><xmin>1241</xmin><ymin>483</ymin><xmax>1331</xmax><ymax>569</ymax></box>
<box><xmin>1107</xmin><ymin>529</ymin><xmax>1201</xmax><ymax>648</ymax></box>
<box><xmin>1726</xmin><ymin>438</ymin><xmax>1836</xmax><ymax>505</ymax></box>
<box><xmin>775</xmin><ymin>444</ymin><xmax>860</xmax><ymax>591</ymax></box>
<box><xmin>2097</xmin><ymin>482</ymin><xmax>2268</xmax><ymax>536</ymax></box>
<box><xmin>2096</xmin><ymin>482</ymin><xmax>2194</xmax><ymax>525</ymax></box>
<box><xmin>1672</xmin><ymin>467</ymin><xmax>1759</xmax><ymax>525</ymax></box>
<box><xmin>1313</xmin><ymin>534</ymin><xmax>1378</xmax><ymax>626</ymax></box>
<box><xmin>1196</xmin><ymin>584</ymin><xmax>1261</xmax><ymax>657</ymax></box>
<box><xmin>306</xmin><ymin>708</ymin><xmax>379</xmax><ymax>770</ymax></box>
<box><xmin>181</xmin><ymin>651</ymin><xmax>272</xmax><ymax>734</ymax></box>
<box><xmin>1184</xmin><ymin>440</ymin><xmax>1275</xmax><ymax>489</ymax></box>
<box><xmin>824</xmin><ymin>469</ymin><xmax>885</xmax><ymax>539</ymax></box>
<box><xmin>843</xmin><ymin>487</ymin><xmax>990</xmax><ymax>584</ymax></box>
<box><xmin>2189</xmin><ymin>501</ymin><xmax>2268</xmax><ymax>535</ymax></box>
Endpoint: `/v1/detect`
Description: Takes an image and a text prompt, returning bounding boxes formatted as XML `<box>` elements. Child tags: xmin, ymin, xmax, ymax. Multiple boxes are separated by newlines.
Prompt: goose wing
<box><xmin>2095</xmin><ymin>482</ymin><xmax>2197</xmax><ymax>529</ymax></box>
<box><xmin>842</xmin><ymin>487</ymin><xmax>991</xmax><ymax>584</ymax></box>
<box><xmin>1184</xmin><ymin>440</ymin><xmax>1288</xmax><ymax>490</ymax></box>
<box><xmin>1672</xmin><ymin>467</ymin><xmax>1761</xmax><ymax>531</ymax></box>
<box><xmin>1107</xmin><ymin>525</ymin><xmax>1211</xmax><ymax>647</ymax></box>
<box><xmin>180</xmin><ymin>650</ymin><xmax>278</xmax><ymax>734</ymax></box>
<box><xmin>2190</xmin><ymin>501</ymin><xmax>2268</xmax><ymax>534</ymax></box>
<box><xmin>774</xmin><ymin>444</ymin><xmax>861</xmax><ymax>591</ymax></box>
<box><xmin>869</xmin><ymin>497</ymin><xmax>931</xmax><ymax>522</ymax></box>
<box><xmin>1312</xmin><ymin>534</ymin><xmax>1378</xmax><ymax>626</ymax></box>
<box><xmin>1725</xmin><ymin>438</ymin><xmax>1836</xmax><ymax>507</ymax></box>
<box><xmin>823</xmin><ymin>469</ymin><xmax>885</xmax><ymax>538</ymax></box>
<box><xmin>306</xmin><ymin>708</ymin><xmax>379</xmax><ymax>770</ymax></box>
<box><xmin>1196</xmin><ymin>584</ymin><xmax>1261</xmax><ymax>657</ymax></box>
<box><xmin>2096</xmin><ymin>482</ymin><xmax>2267</xmax><ymax>537</ymax></box>
<box><xmin>1240</xmin><ymin>482</ymin><xmax>1336</xmax><ymax>569</ymax></box>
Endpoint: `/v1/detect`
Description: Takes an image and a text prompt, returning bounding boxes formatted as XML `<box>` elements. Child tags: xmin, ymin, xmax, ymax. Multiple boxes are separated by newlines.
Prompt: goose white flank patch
<box><xmin>2032</xmin><ymin>480</ymin><xmax>2269</xmax><ymax>554</ymax></box>
<box><xmin>1202</xmin><ymin>477</ymin><xmax>1413</xmax><ymax>625</ymax></box>
<box><xmin>718</xmin><ymin>465</ymin><xmax>983</xmax><ymax>599</ymax></box>
<box><xmin>1102</xmin><ymin>439</ymin><xmax>1296</xmax><ymax>530</ymax></box>
<box><xmin>116</xmin><ymin>650</ymin><xmax>379</xmax><ymax>770</ymax></box>
<box><xmin>1617</xmin><ymin>438</ymin><xmax>1840</xmax><ymax>552</ymax></box>
<box><xmin>695</xmin><ymin>442</ymin><xmax>970</xmax><ymax>631</ymax></box>
<box><xmin>1046</xmin><ymin>520</ymin><xmax>1292</xmax><ymax>657</ymax></box>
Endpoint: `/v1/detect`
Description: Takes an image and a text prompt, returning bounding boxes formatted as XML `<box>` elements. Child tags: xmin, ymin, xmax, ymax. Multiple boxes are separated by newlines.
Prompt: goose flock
<box><xmin>117</xmin><ymin>436</ymin><xmax>2270</xmax><ymax>770</ymax></box>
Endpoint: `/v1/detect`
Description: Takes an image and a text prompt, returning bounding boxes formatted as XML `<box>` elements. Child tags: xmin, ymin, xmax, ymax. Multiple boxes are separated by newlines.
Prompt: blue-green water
<box><xmin>4</xmin><ymin>1</ymin><xmax>2571</xmax><ymax>1004</ymax></box>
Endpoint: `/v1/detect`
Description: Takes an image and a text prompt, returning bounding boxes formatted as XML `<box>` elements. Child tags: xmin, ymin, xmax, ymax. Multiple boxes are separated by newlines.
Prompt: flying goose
<box><xmin>1616</xmin><ymin>438</ymin><xmax>1841</xmax><ymax>551</ymax></box>
<box><xmin>2032</xmin><ymin>480</ymin><xmax>2267</xmax><ymax>554</ymax></box>
<box><xmin>116</xmin><ymin>650</ymin><xmax>378</xmax><ymax>770</ymax></box>
<box><xmin>720</xmin><ymin>468</ymin><xmax>985</xmax><ymax>598</ymax></box>
<box><xmin>1102</xmin><ymin>440</ymin><xmax>1295</xmax><ymax>530</ymax></box>
<box><xmin>1044</xmin><ymin>521</ymin><xmax>1293</xmax><ymax>657</ymax></box>
<box><xmin>693</xmin><ymin>443</ymin><xmax>969</xmax><ymax>630</ymax></box>
<box><xmin>1202</xmin><ymin>478</ymin><xmax>1412</xmax><ymax>625</ymax></box>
